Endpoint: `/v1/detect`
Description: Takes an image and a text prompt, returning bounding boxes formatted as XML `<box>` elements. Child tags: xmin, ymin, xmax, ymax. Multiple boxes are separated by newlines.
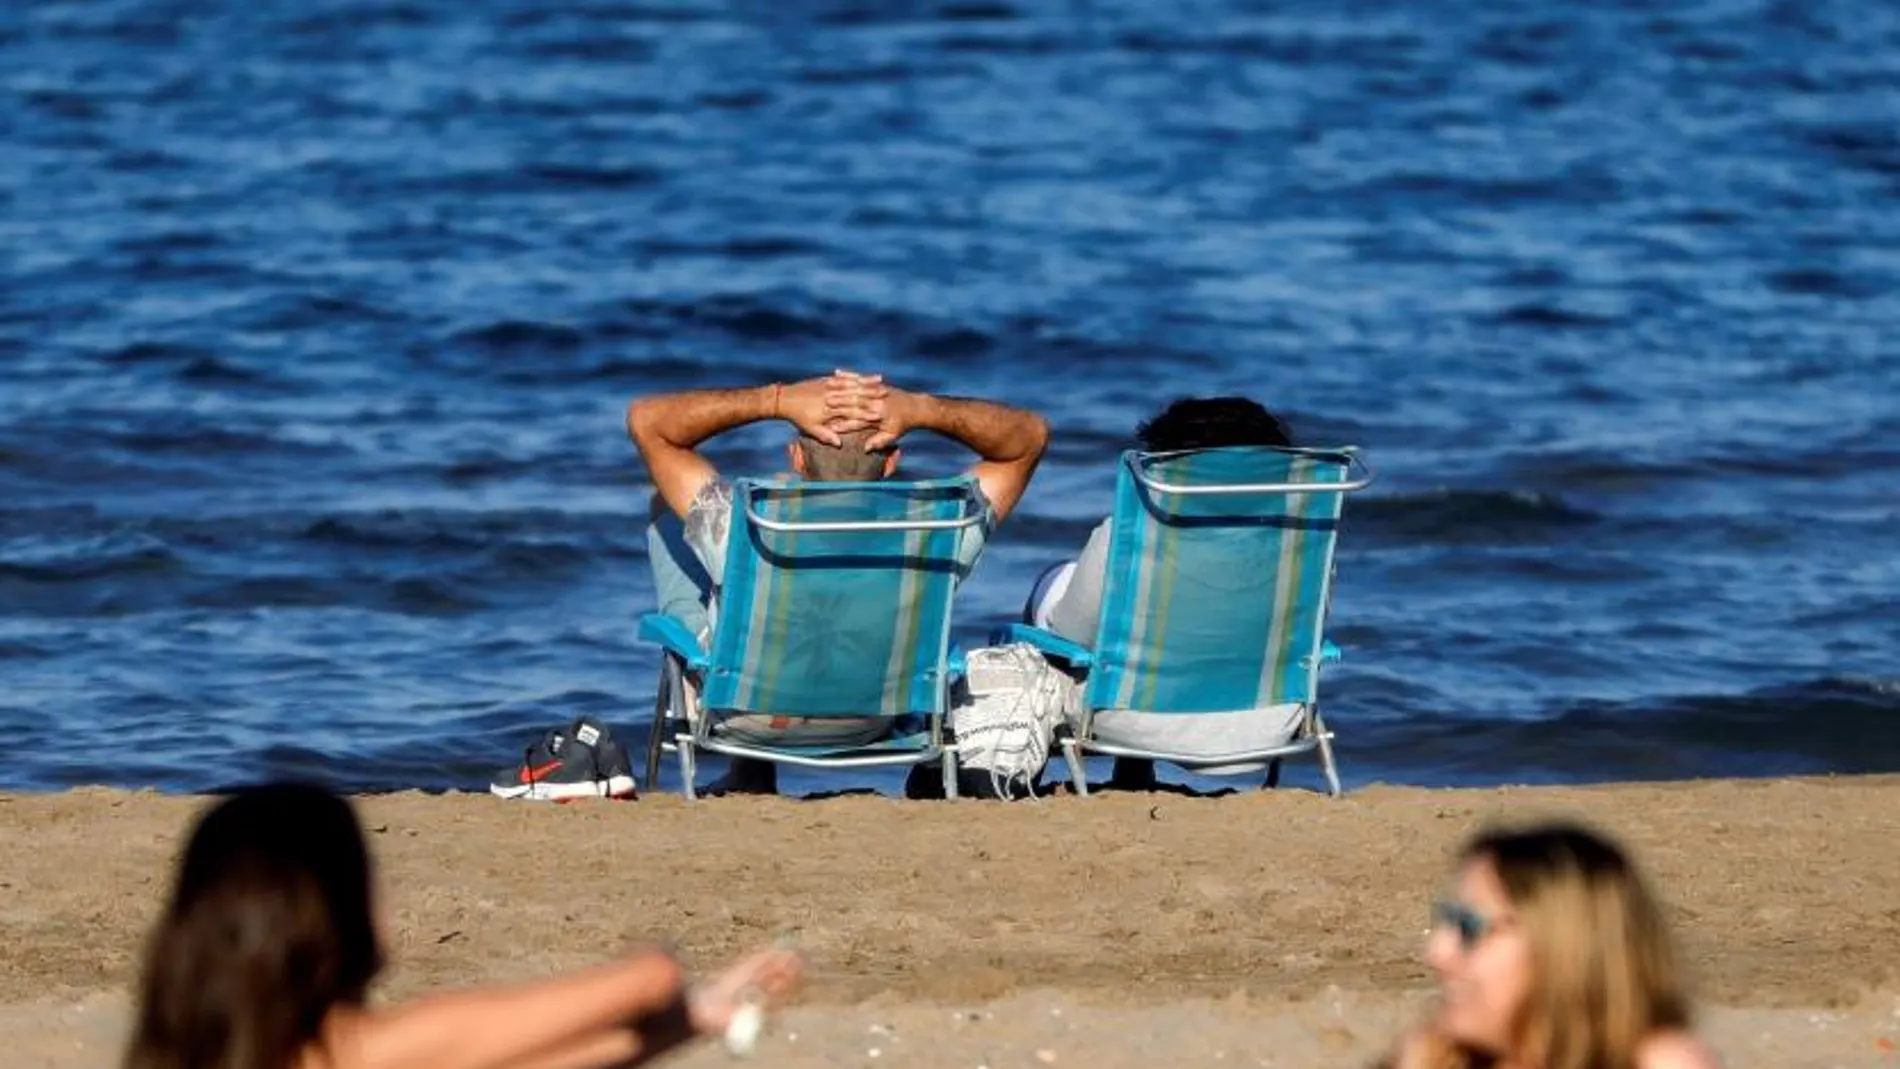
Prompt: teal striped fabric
<box><xmin>700</xmin><ymin>476</ymin><xmax>980</xmax><ymax>719</ymax></box>
<box><xmin>1088</xmin><ymin>448</ymin><xmax>1351</xmax><ymax>714</ymax></box>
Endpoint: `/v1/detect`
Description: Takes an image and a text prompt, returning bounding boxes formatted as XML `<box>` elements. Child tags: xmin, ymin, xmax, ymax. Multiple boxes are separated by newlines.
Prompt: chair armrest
<box><xmin>948</xmin><ymin>644</ymin><xmax>967</xmax><ymax>682</ymax></box>
<box><xmin>993</xmin><ymin>623</ymin><xmax>1095</xmax><ymax>668</ymax></box>
<box><xmin>637</xmin><ymin>613</ymin><xmax>710</xmax><ymax>672</ymax></box>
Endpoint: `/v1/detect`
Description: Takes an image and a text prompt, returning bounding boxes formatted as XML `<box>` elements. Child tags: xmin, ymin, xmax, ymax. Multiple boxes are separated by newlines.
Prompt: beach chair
<box><xmin>997</xmin><ymin>446</ymin><xmax>1371</xmax><ymax>797</ymax></box>
<box><xmin>637</xmin><ymin>476</ymin><xmax>985</xmax><ymax>800</ymax></box>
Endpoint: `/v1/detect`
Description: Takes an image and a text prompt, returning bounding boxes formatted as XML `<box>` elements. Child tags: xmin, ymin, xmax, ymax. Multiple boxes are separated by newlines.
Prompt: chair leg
<box><xmin>678</xmin><ymin>737</ymin><xmax>698</xmax><ymax>802</ymax></box>
<box><xmin>1264</xmin><ymin>759</ymin><xmax>1282</xmax><ymax>789</ymax></box>
<box><xmin>1062</xmin><ymin>737</ymin><xmax>1089</xmax><ymax>797</ymax></box>
<box><xmin>1313</xmin><ymin>710</ymin><xmax>1342</xmax><ymax>798</ymax></box>
<box><xmin>645</xmin><ymin>659</ymin><xmax>673</xmax><ymax>791</ymax></box>
<box><xmin>939</xmin><ymin>749</ymin><xmax>960</xmax><ymax>801</ymax></box>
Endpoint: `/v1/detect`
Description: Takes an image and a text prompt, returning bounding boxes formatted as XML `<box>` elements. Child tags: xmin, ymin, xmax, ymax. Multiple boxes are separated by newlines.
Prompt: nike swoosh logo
<box><xmin>519</xmin><ymin>760</ymin><xmax>564</xmax><ymax>783</ymax></box>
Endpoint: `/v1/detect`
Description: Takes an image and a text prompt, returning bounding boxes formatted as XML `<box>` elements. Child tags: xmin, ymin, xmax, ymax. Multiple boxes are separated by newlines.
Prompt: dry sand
<box><xmin>4</xmin><ymin>777</ymin><xmax>1899</xmax><ymax>1068</ymax></box>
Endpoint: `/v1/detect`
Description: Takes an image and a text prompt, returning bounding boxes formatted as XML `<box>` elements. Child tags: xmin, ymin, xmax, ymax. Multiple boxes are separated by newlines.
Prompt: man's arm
<box><xmin>863</xmin><ymin>388</ymin><xmax>1049</xmax><ymax>521</ymax></box>
<box><xmin>626</xmin><ymin>378</ymin><xmax>860</xmax><ymax>519</ymax></box>
<box><xmin>625</xmin><ymin>386</ymin><xmax>768</xmax><ymax>520</ymax></box>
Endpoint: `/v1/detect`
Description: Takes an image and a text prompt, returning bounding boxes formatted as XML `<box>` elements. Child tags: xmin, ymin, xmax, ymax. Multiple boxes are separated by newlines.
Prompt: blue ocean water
<box><xmin>2</xmin><ymin>0</ymin><xmax>1897</xmax><ymax>795</ymax></box>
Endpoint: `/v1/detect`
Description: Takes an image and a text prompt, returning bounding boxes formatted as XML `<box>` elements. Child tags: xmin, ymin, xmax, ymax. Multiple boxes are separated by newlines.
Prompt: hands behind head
<box><xmin>780</xmin><ymin>369</ymin><xmax>905</xmax><ymax>451</ymax></box>
<box><xmin>824</xmin><ymin>368</ymin><xmax>909</xmax><ymax>452</ymax></box>
<box><xmin>776</xmin><ymin>375</ymin><xmax>858</xmax><ymax>447</ymax></box>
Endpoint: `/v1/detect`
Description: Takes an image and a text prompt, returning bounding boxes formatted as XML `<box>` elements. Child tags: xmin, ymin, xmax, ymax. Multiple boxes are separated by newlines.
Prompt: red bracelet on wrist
<box><xmin>771</xmin><ymin>383</ymin><xmax>783</xmax><ymax>418</ymax></box>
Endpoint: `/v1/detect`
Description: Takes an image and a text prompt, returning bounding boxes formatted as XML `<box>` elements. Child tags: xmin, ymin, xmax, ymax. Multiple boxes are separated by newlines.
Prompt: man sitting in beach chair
<box><xmin>1023</xmin><ymin>396</ymin><xmax>1347</xmax><ymax>791</ymax></box>
<box><xmin>630</xmin><ymin>370</ymin><xmax>1048</xmax><ymax>794</ymax></box>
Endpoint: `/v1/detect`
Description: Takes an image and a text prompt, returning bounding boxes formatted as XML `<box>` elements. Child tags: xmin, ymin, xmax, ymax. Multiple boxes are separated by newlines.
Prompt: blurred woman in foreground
<box><xmin>1385</xmin><ymin>822</ymin><xmax>1720</xmax><ymax>1069</ymax></box>
<box><xmin>123</xmin><ymin>782</ymin><xmax>800</xmax><ymax>1069</ymax></box>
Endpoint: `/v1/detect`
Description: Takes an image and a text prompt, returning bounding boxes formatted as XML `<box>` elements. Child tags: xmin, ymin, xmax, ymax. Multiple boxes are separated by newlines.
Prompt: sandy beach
<box><xmin>5</xmin><ymin>777</ymin><xmax>1899</xmax><ymax>1068</ymax></box>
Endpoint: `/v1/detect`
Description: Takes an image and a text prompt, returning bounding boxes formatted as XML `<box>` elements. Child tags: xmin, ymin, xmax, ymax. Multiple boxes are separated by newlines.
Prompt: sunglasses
<box><xmin>1432</xmin><ymin>899</ymin><xmax>1503</xmax><ymax>951</ymax></box>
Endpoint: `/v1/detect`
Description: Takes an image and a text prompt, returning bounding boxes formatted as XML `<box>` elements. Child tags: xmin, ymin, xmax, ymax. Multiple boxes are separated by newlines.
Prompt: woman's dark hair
<box><xmin>1134</xmin><ymin>396</ymin><xmax>1292</xmax><ymax>453</ymax></box>
<box><xmin>124</xmin><ymin>783</ymin><xmax>384</xmax><ymax>1069</ymax></box>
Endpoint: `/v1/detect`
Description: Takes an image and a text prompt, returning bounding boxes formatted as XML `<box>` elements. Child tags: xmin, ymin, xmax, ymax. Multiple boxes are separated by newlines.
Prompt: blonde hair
<box><xmin>1407</xmin><ymin>822</ymin><xmax>1692</xmax><ymax>1069</ymax></box>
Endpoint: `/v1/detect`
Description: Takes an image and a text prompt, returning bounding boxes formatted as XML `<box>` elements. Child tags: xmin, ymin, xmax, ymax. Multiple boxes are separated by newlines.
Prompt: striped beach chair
<box><xmin>999</xmin><ymin>446</ymin><xmax>1371</xmax><ymax>796</ymax></box>
<box><xmin>638</xmin><ymin>476</ymin><xmax>986</xmax><ymax>799</ymax></box>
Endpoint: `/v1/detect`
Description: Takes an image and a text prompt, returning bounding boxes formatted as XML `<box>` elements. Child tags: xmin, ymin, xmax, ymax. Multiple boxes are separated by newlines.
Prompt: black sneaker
<box><xmin>490</xmin><ymin>717</ymin><xmax>637</xmax><ymax>801</ymax></box>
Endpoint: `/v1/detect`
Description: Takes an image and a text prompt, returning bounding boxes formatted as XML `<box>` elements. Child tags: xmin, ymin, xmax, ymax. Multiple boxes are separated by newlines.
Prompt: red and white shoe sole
<box><xmin>490</xmin><ymin>774</ymin><xmax>637</xmax><ymax>802</ymax></box>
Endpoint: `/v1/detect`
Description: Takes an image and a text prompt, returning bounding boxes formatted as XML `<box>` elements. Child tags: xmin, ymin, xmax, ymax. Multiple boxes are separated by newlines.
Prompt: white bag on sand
<box><xmin>952</xmin><ymin>644</ymin><xmax>1079</xmax><ymax>800</ymax></box>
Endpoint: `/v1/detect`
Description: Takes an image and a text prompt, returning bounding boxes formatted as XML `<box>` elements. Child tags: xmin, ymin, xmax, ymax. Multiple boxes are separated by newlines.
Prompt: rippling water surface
<box><xmin>3</xmin><ymin>0</ymin><xmax>1898</xmax><ymax>793</ymax></box>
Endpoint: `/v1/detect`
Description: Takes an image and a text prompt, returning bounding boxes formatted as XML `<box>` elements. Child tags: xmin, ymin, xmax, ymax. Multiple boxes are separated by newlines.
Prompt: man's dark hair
<box><xmin>1134</xmin><ymin>396</ymin><xmax>1292</xmax><ymax>453</ymax></box>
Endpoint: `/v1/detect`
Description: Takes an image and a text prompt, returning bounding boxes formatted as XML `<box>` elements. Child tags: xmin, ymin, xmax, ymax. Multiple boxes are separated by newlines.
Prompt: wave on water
<box><xmin>428</xmin><ymin>299</ymin><xmax>1240</xmax><ymax>388</ymax></box>
<box><xmin>1357</xmin><ymin>676</ymin><xmax>1900</xmax><ymax>786</ymax></box>
<box><xmin>0</xmin><ymin>506</ymin><xmax>646</xmax><ymax>621</ymax></box>
<box><xmin>0</xmin><ymin>534</ymin><xmax>182</xmax><ymax>584</ymax></box>
<box><xmin>1353</xmin><ymin>490</ymin><xmax>1600</xmax><ymax>545</ymax></box>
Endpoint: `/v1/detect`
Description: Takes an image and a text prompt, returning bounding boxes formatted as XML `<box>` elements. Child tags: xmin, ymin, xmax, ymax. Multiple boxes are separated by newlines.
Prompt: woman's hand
<box><xmin>685</xmin><ymin>944</ymin><xmax>805</xmax><ymax>1037</ymax></box>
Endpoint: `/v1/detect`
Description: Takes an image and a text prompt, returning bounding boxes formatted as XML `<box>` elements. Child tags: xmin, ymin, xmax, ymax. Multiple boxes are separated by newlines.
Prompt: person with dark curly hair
<box><xmin>1023</xmin><ymin>396</ymin><xmax>1295</xmax><ymax>790</ymax></box>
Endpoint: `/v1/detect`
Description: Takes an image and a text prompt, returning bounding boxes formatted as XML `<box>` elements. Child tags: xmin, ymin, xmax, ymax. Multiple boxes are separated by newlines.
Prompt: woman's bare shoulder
<box><xmin>1378</xmin><ymin>1027</ymin><xmax>1449</xmax><ymax>1069</ymax></box>
<box><xmin>1637</xmin><ymin>1030</ymin><xmax>1722</xmax><ymax>1069</ymax></box>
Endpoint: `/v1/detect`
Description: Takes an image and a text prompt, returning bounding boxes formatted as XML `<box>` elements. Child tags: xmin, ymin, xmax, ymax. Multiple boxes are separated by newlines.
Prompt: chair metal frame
<box><xmin>1000</xmin><ymin>447</ymin><xmax>1372</xmax><ymax>798</ymax></box>
<box><xmin>639</xmin><ymin>478</ymin><xmax>985</xmax><ymax>800</ymax></box>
